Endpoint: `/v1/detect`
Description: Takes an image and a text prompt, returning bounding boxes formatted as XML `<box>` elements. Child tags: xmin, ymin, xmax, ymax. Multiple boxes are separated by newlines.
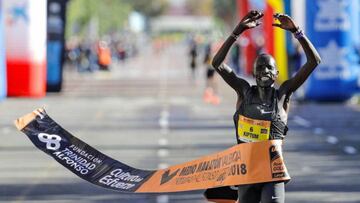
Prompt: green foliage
<box><xmin>213</xmin><ymin>0</ymin><xmax>236</xmax><ymax>23</ymax></box>
<box><xmin>212</xmin><ymin>0</ymin><xmax>237</xmax><ymax>31</ymax></box>
<box><xmin>65</xmin><ymin>0</ymin><xmax>237</xmax><ymax>39</ymax></box>
<box><xmin>124</xmin><ymin>0</ymin><xmax>169</xmax><ymax>17</ymax></box>
<box><xmin>66</xmin><ymin>0</ymin><xmax>169</xmax><ymax>39</ymax></box>
<box><xmin>185</xmin><ymin>0</ymin><xmax>213</xmax><ymax>16</ymax></box>
<box><xmin>66</xmin><ymin>0</ymin><xmax>131</xmax><ymax>38</ymax></box>
<box><xmin>213</xmin><ymin>0</ymin><xmax>236</xmax><ymax>18</ymax></box>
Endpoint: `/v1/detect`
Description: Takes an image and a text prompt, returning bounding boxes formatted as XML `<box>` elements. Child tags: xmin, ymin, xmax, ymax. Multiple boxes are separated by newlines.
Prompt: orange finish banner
<box><xmin>136</xmin><ymin>140</ymin><xmax>290</xmax><ymax>192</ymax></box>
<box><xmin>15</xmin><ymin>109</ymin><xmax>290</xmax><ymax>193</ymax></box>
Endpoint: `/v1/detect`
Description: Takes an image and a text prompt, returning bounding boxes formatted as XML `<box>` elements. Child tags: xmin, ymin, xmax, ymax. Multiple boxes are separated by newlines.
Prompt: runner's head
<box><xmin>253</xmin><ymin>53</ymin><xmax>278</xmax><ymax>88</ymax></box>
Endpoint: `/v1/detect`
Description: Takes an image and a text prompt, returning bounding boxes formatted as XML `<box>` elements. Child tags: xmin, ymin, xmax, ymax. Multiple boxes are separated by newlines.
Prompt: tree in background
<box><xmin>66</xmin><ymin>0</ymin><xmax>132</xmax><ymax>39</ymax></box>
<box><xmin>66</xmin><ymin>0</ymin><xmax>168</xmax><ymax>39</ymax></box>
<box><xmin>125</xmin><ymin>0</ymin><xmax>168</xmax><ymax>17</ymax></box>
<box><xmin>184</xmin><ymin>0</ymin><xmax>237</xmax><ymax>33</ymax></box>
<box><xmin>185</xmin><ymin>0</ymin><xmax>213</xmax><ymax>16</ymax></box>
<box><xmin>212</xmin><ymin>0</ymin><xmax>237</xmax><ymax>31</ymax></box>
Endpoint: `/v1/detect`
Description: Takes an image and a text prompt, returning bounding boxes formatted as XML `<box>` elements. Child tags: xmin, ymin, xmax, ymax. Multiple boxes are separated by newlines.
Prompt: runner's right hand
<box><xmin>233</xmin><ymin>10</ymin><xmax>264</xmax><ymax>35</ymax></box>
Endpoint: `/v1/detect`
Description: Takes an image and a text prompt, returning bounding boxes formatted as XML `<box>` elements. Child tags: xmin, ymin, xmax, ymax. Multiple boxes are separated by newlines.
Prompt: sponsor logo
<box><xmin>7</xmin><ymin>3</ymin><xmax>29</xmax><ymax>25</ymax></box>
<box><xmin>315</xmin><ymin>0</ymin><xmax>350</xmax><ymax>31</ymax></box>
<box><xmin>269</xmin><ymin>145</ymin><xmax>287</xmax><ymax>178</ymax></box>
<box><xmin>315</xmin><ymin>40</ymin><xmax>350</xmax><ymax>80</ymax></box>
<box><xmin>38</xmin><ymin>133</ymin><xmax>61</xmax><ymax>151</ymax></box>
<box><xmin>160</xmin><ymin>169</ymin><xmax>180</xmax><ymax>185</ymax></box>
<box><xmin>53</xmin><ymin>148</ymin><xmax>98</xmax><ymax>175</ymax></box>
<box><xmin>99</xmin><ymin>168</ymin><xmax>144</xmax><ymax>190</ymax></box>
<box><xmin>272</xmin><ymin>196</ymin><xmax>279</xmax><ymax>200</ymax></box>
<box><xmin>260</xmin><ymin>109</ymin><xmax>273</xmax><ymax>114</ymax></box>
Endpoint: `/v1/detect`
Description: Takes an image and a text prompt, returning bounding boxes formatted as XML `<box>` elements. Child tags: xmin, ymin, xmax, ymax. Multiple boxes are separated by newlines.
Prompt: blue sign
<box><xmin>305</xmin><ymin>0</ymin><xmax>360</xmax><ymax>101</ymax></box>
<box><xmin>46</xmin><ymin>0</ymin><xmax>68</xmax><ymax>92</ymax></box>
<box><xmin>47</xmin><ymin>41</ymin><xmax>62</xmax><ymax>87</ymax></box>
<box><xmin>0</xmin><ymin>2</ymin><xmax>7</xmax><ymax>100</ymax></box>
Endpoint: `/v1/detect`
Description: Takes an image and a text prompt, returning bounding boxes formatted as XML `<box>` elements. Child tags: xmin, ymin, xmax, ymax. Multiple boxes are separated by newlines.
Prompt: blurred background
<box><xmin>1</xmin><ymin>0</ymin><xmax>360</xmax><ymax>203</ymax></box>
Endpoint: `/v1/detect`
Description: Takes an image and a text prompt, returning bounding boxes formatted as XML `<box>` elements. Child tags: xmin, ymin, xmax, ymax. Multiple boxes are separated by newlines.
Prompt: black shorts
<box><xmin>204</xmin><ymin>181</ymin><xmax>285</xmax><ymax>203</ymax></box>
<box><xmin>238</xmin><ymin>182</ymin><xmax>285</xmax><ymax>203</ymax></box>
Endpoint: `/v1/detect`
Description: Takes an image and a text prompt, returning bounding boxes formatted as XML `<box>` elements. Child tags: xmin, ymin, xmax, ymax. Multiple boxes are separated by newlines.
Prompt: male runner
<box><xmin>205</xmin><ymin>10</ymin><xmax>321</xmax><ymax>203</ymax></box>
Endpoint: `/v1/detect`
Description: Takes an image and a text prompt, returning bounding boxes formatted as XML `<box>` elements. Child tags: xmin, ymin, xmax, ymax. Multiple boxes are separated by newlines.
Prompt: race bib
<box><xmin>237</xmin><ymin>116</ymin><xmax>270</xmax><ymax>142</ymax></box>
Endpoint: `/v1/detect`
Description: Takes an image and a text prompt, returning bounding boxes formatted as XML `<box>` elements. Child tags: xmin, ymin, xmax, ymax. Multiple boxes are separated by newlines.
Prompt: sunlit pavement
<box><xmin>1</xmin><ymin>43</ymin><xmax>360</xmax><ymax>203</ymax></box>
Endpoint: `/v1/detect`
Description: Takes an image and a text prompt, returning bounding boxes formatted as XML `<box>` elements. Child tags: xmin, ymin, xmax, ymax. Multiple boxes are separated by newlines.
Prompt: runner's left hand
<box><xmin>272</xmin><ymin>13</ymin><xmax>298</xmax><ymax>33</ymax></box>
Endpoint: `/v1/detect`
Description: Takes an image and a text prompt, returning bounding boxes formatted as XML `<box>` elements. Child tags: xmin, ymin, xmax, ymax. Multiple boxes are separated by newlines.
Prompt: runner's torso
<box><xmin>234</xmin><ymin>86</ymin><xmax>288</xmax><ymax>143</ymax></box>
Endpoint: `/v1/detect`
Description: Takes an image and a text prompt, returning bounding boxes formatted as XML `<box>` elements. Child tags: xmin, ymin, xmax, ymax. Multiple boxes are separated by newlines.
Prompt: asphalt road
<box><xmin>1</xmin><ymin>44</ymin><xmax>360</xmax><ymax>203</ymax></box>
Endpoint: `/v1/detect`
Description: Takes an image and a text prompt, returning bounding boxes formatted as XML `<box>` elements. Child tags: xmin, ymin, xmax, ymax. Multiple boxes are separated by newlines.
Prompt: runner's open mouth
<box><xmin>260</xmin><ymin>76</ymin><xmax>271</xmax><ymax>81</ymax></box>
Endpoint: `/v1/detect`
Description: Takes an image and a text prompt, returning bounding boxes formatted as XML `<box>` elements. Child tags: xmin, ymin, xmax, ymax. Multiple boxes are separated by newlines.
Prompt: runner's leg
<box><xmin>237</xmin><ymin>184</ymin><xmax>261</xmax><ymax>203</ymax></box>
<box><xmin>260</xmin><ymin>181</ymin><xmax>285</xmax><ymax>203</ymax></box>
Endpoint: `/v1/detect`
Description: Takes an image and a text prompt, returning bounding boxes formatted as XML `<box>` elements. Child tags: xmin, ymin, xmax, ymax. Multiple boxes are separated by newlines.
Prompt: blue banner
<box><xmin>0</xmin><ymin>2</ymin><xmax>6</xmax><ymax>100</ymax></box>
<box><xmin>305</xmin><ymin>0</ymin><xmax>360</xmax><ymax>101</ymax></box>
<box><xmin>47</xmin><ymin>41</ymin><xmax>62</xmax><ymax>86</ymax></box>
<box><xmin>46</xmin><ymin>0</ymin><xmax>67</xmax><ymax>92</ymax></box>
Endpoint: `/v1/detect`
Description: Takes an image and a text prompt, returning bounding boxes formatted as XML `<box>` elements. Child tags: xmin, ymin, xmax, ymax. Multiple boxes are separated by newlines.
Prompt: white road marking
<box><xmin>313</xmin><ymin>127</ymin><xmax>325</xmax><ymax>135</ymax></box>
<box><xmin>156</xmin><ymin>195</ymin><xmax>169</xmax><ymax>203</ymax></box>
<box><xmin>158</xmin><ymin>163</ymin><xmax>169</xmax><ymax>169</ymax></box>
<box><xmin>326</xmin><ymin>136</ymin><xmax>339</xmax><ymax>144</ymax></box>
<box><xmin>159</xmin><ymin>110</ymin><xmax>169</xmax><ymax>128</ymax></box>
<box><xmin>158</xmin><ymin>138</ymin><xmax>168</xmax><ymax>146</ymax></box>
<box><xmin>157</xmin><ymin>149</ymin><xmax>169</xmax><ymax>158</ymax></box>
<box><xmin>159</xmin><ymin>118</ymin><xmax>169</xmax><ymax>128</ymax></box>
<box><xmin>293</xmin><ymin>116</ymin><xmax>311</xmax><ymax>128</ymax></box>
<box><xmin>344</xmin><ymin>146</ymin><xmax>358</xmax><ymax>155</ymax></box>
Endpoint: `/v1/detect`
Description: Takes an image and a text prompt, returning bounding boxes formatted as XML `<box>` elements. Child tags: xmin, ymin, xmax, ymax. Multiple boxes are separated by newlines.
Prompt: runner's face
<box><xmin>253</xmin><ymin>55</ymin><xmax>278</xmax><ymax>88</ymax></box>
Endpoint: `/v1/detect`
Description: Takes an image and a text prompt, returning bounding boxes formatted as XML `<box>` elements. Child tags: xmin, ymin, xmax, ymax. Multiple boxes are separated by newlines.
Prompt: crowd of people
<box><xmin>64</xmin><ymin>35</ymin><xmax>139</xmax><ymax>73</ymax></box>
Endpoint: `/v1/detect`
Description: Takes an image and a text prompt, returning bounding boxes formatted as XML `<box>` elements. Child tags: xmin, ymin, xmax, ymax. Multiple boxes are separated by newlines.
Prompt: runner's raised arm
<box><xmin>274</xmin><ymin>14</ymin><xmax>322</xmax><ymax>95</ymax></box>
<box><xmin>211</xmin><ymin>10</ymin><xmax>264</xmax><ymax>96</ymax></box>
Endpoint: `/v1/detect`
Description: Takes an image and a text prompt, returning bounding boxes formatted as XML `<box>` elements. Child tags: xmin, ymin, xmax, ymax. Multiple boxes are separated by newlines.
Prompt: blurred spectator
<box><xmin>66</xmin><ymin>42</ymin><xmax>81</xmax><ymax>68</ymax></box>
<box><xmin>116</xmin><ymin>43</ymin><xmax>127</xmax><ymax>63</ymax></box>
<box><xmin>97</xmin><ymin>40</ymin><xmax>112</xmax><ymax>71</ymax></box>
<box><xmin>189</xmin><ymin>36</ymin><xmax>198</xmax><ymax>80</ymax></box>
<box><xmin>203</xmin><ymin>42</ymin><xmax>220</xmax><ymax>105</ymax></box>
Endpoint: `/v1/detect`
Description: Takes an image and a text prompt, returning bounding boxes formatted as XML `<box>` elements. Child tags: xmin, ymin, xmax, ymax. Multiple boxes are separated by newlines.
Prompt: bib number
<box><xmin>237</xmin><ymin>116</ymin><xmax>270</xmax><ymax>142</ymax></box>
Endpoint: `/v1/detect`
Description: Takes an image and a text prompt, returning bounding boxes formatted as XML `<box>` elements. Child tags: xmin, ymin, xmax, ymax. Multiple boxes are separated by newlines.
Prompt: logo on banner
<box><xmin>269</xmin><ymin>145</ymin><xmax>287</xmax><ymax>178</ymax></box>
<box><xmin>315</xmin><ymin>0</ymin><xmax>350</xmax><ymax>31</ymax></box>
<box><xmin>38</xmin><ymin>133</ymin><xmax>61</xmax><ymax>151</ymax></box>
<box><xmin>315</xmin><ymin>40</ymin><xmax>350</xmax><ymax>80</ymax></box>
<box><xmin>160</xmin><ymin>169</ymin><xmax>180</xmax><ymax>185</ymax></box>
